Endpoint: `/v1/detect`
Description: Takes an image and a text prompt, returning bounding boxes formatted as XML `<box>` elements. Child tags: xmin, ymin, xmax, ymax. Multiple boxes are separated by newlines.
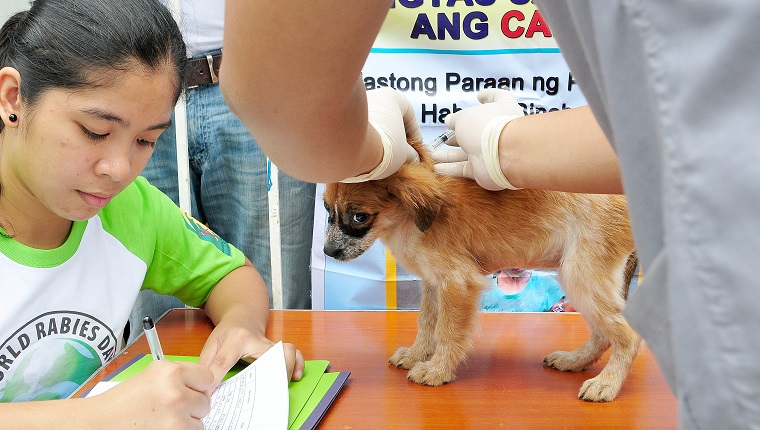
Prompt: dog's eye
<box><xmin>352</xmin><ymin>213</ymin><xmax>369</xmax><ymax>224</ymax></box>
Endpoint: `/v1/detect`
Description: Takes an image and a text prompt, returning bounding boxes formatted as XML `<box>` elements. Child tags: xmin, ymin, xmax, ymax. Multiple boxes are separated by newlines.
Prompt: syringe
<box><xmin>430</xmin><ymin>129</ymin><xmax>456</xmax><ymax>150</ymax></box>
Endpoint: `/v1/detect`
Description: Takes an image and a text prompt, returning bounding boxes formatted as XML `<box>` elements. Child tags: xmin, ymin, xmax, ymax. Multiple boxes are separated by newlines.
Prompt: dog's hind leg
<box><xmin>389</xmin><ymin>279</ymin><xmax>439</xmax><ymax>370</ymax></box>
<box><xmin>576</xmin><ymin>314</ymin><xmax>641</xmax><ymax>402</ymax></box>
<box><xmin>546</xmin><ymin>257</ymin><xmax>641</xmax><ymax>402</ymax></box>
<box><xmin>404</xmin><ymin>272</ymin><xmax>483</xmax><ymax>386</ymax></box>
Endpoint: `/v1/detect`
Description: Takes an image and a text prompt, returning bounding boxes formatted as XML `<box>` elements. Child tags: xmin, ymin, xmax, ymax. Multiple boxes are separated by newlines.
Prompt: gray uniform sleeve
<box><xmin>536</xmin><ymin>2</ymin><xmax>760</xmax><ymax>429</ymax></box>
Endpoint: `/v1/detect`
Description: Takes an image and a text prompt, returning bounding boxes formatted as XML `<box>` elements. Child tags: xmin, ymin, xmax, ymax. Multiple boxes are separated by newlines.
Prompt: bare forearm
<box><xmin>221</xmin><ymin>1</ymin><xmax>390</xmax><ymax>183</ymax></box>
<box><xmin>204</xmin><ymin>260</ymin><xmax>269</xmax><ymax>337</ymax></box>
<box><xmin>0</xmin><ymin>398</ymin><xmax>114</xmax><ymax>429</ymax></box>
<box><xmin>202</xmin><ymin>261</ymin><xmax>305</xmax><ymax>383</ymax></box>
<box><xmin>500</xmin><ymin>106</ymin><xmax>623</xmax><ymax>194</ymax></box>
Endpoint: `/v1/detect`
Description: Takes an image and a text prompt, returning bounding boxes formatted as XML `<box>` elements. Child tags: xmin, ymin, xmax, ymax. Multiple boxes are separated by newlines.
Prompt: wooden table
<box><xmin>76</xmin><ymin>309</ymin><xmax>677</xmax><ymax>429</ymax></box>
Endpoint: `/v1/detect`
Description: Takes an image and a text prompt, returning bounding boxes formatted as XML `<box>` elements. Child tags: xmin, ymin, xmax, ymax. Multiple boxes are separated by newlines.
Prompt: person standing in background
<box><xmin>129</xmin><ymin>0</ymin><xmax>315</xmax><ymax>342</ymax></box>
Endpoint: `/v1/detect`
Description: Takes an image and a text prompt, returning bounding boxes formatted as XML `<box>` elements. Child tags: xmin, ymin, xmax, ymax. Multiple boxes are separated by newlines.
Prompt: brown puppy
<box><xmin>322</xmin><ymin>138</ymin><xmax>640</xmax><ymax>402</ymax></box>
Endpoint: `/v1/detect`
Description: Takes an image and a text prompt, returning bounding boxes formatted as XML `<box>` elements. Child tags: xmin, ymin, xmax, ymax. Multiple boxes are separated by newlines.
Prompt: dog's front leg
<box><xmin>405</xmin><ymin>274</ymin><xmax>481</xmax><ymax>386</ymax></box>
<box><xmin>389</xmin><ymin>279</ymin><xmax>439</xmax><ymax>370</ymax></box>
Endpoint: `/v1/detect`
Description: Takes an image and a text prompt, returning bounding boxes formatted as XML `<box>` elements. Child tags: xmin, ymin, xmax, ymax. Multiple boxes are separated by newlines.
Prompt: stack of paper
<box><xmin>83</xmin><ymin>342</ymin><xmax>349</xmax><ymax>430</ymax></box>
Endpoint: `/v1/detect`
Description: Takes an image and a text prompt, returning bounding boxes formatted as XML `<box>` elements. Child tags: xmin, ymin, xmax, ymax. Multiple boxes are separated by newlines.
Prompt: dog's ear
<box><xmin>386</xmin><ymin>163</ymin><xmax>449</xmax><ymax>232</ymax></box>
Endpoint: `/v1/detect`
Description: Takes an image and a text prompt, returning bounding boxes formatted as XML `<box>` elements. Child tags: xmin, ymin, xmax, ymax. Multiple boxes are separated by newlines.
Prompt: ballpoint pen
<box><xmin>143</xmin><ymin>316</ymin><xmax>164</xmax><ymax>360</ymax></box>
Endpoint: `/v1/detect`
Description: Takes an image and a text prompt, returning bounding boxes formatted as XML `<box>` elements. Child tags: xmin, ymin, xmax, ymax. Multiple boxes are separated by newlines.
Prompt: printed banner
<box><xmin>311</xmin><ymin>2</ymin><xmax>588</xmax><ymax>310</ymax></box>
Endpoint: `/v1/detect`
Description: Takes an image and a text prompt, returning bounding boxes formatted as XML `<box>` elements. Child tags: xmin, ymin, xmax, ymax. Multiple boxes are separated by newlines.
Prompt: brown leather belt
<box><xmin>187</xmin><ymin>53</ymin><xmax>221</xmax><ymax>88</ymax></box>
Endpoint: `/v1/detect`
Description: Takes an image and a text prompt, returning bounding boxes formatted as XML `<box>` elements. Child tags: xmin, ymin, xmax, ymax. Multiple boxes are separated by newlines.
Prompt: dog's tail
<box><xmin>622</xmin><ymin>250</ymin><xmax>638</xmax><ymax>301</ymax></box>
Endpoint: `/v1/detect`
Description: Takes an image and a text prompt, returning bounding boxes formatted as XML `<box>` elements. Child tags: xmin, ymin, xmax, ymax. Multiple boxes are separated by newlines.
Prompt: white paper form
<box><xmin>202</xmin><ymin>341</ymin><xmax>289</xmax><ymax>429</ymax></box>
<box><xmin>86</xmin><ymin>341</ymin><xmax>289</xmax><ymax>429</ymax></box>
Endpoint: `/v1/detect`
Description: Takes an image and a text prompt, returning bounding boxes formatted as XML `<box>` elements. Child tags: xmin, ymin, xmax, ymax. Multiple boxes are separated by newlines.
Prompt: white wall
<box><xmin>1</xmin><ymin>0</ymin><xmax>29</xmax><ymax>25</ymax></box>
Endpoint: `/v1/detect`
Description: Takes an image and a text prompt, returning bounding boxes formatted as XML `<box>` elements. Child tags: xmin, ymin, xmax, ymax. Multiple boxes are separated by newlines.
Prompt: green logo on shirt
<box><xmin>182</xmin><ymin>212</ymin><xmax>232</xmax><ymax>256</ymax></box>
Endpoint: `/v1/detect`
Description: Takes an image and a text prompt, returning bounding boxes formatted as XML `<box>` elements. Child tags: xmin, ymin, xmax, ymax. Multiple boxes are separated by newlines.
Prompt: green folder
<box><xmin>88</xmin><ymin>354</ymin><xmax>349</xmax><ymax>430</ymax></box>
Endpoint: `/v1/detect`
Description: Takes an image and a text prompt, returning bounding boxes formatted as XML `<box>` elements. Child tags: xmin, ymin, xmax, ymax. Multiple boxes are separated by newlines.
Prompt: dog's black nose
<box><xmin>323</xmin><ymin>244</ymin><xmax>343</xmax><ymax>259</ymax></box>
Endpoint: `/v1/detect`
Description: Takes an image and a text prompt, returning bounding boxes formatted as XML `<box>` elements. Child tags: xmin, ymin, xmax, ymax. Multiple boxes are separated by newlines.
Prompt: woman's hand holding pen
<box><xmin>91</xmin><ymin>360</ymin><xmax>214</xmax><ymax>429</ymax></box>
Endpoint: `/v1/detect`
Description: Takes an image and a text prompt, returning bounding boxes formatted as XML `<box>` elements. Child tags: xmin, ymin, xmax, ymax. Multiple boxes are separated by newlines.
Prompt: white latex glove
<box><xmin>341</xmin><ymin>87</ymin><xmax>421</xmax><ymax>183</ymax></box>
<box><xmin>432</xmin><ymin>89</ymin><xmax>524</xmax><ymax>191</ymax></box>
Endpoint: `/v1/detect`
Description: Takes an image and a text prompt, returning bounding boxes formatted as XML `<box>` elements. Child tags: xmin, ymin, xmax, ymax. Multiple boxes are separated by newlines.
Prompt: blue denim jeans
<box><xmin>127</xmin><ymin>76</ymin><xmax>315</xmax><ymax>342</ymax></box>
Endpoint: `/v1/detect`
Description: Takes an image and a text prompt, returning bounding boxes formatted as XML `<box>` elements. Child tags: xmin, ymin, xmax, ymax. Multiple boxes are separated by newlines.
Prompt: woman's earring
<box><xmin>8</xmin><ymin>114</ymin><xmax>17</xmax><ymax>122</ymax></box>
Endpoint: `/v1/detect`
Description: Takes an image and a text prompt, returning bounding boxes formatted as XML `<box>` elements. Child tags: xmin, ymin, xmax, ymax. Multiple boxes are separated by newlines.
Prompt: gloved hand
<box><xmin>432</xmin><ymin>89</ymin><xmax>524</xmax><ymax>191</ymax></box>
<box><xmin>341</xmin><ymin>87</ymin><xmax>421</xmax><ymax>183</ymax></box>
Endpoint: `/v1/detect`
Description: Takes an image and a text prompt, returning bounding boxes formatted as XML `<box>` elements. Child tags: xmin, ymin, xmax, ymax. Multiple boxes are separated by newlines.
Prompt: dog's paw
<box><xmin>407</xmin><ymin>361</ymin><xmax>455</xmax><ymax>386</ymax></box>
<box><xmin>543</xmin><ymin>350</ymin><xmax>589</xmax><ymax>373</ymax></box>
<box><xmin>578</xmin><ymin>376</ymin><xmax>621</xmax><ymax>402</ymax></box>
<box><xmin>389</xmin><ymin>347</ymin><xmax>420</xmax><ymax>370</ymax></box>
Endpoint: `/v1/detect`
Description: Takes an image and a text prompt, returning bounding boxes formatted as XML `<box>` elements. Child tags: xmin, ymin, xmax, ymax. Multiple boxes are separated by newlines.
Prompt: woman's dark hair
<box><xmin>0</xmin><ymin>0</ymin><xmax>188</xmax><ymax>132</ymax></box>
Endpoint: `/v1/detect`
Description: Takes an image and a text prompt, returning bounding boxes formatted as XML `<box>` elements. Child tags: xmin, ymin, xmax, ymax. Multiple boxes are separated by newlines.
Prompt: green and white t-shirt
<box><xmin>0</xmin><ymin>176</ymin><xmax>245</xmax><ymax>402</ymax></box>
